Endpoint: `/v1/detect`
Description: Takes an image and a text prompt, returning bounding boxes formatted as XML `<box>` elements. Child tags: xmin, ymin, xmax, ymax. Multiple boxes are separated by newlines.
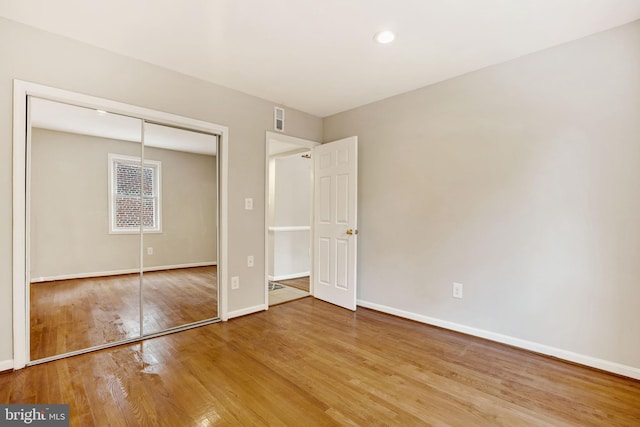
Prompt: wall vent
<box><xmin>274</xmin><ymin>107</ymin><xmax>285</xmax><ymax>132</ymax></box>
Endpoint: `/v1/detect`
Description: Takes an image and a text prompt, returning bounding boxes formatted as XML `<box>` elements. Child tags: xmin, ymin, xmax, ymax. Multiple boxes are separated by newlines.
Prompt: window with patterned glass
<box><xmin>109</xmin><ymin>154</ymin><xmax>162</xmax><ymax>233</ymax></box>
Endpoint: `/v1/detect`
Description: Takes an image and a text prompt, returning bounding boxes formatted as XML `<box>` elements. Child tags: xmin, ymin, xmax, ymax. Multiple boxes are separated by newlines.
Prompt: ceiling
<box><xmin>2</xmin><ymin>1</ymin><xmax>640</xmax><ymax>118</ymax></box>
<box><xmin>31</xmin><ymin>98</ymin><xmax>217</xmax><ymax>155</ymax></box>
<box><xmin>269</xmin><ymin>140</ymin><xmax>310</xmax><ymax>157</ymax></box>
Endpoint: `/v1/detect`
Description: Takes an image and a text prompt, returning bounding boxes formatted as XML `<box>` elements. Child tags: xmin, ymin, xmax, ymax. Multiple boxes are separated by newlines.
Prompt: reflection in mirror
<box><xmin>141</xmin><ymin>123</ymin><xmax>218</xmax><ymax>335</ymax></box>
<box><xmin>27</xmin><ymin>98</ymin><xmax>220</xmax><ymax>362</ymax></box>
<box><xmin>29</xmin><ymin>97</ymin><xmax>143</xmax><ymax>360</ymax></box>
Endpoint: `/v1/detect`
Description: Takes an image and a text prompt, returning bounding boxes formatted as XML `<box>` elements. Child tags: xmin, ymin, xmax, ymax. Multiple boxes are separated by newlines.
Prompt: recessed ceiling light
<box><xmin>374</xmin><ymin>30</ymin><xmax>395</xmax><ymax>44</ymax></box>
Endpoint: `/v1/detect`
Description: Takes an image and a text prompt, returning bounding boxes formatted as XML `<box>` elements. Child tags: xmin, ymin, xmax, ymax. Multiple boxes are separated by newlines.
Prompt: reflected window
<box><xmin>109</xmin><ymin>154</ymin><xmax>162</xmax><ymax>233</ymax></box>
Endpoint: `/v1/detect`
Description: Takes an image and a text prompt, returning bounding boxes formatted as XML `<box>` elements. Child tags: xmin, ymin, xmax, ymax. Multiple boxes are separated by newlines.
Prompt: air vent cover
<box><xmin>274</xmin><ymin>107</ymin><xmax>285</xmax><ymax>132</ymax></box>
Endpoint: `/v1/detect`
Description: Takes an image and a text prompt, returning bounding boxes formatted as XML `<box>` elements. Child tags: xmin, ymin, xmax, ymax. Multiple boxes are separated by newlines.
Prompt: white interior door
<box><xmin>313</xmin><ymin>136</ymin><xmax>358</xmax><ymax>310</ymax></box>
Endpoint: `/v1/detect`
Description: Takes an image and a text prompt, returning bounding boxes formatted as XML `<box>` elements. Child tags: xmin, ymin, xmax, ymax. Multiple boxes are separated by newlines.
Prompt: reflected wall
<box><xmin>30</xmin><ymin>128</ymin><xmax>142</xmax><ymax>359</ymax></box>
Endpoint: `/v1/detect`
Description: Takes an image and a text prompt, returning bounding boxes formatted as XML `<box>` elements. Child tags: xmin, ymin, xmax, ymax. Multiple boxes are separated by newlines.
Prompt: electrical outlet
<box><xmin>247</xmin><ymin>255</ymin><xmax>254</xmax><ymax>267</ymax></box>
<box><xmin>147</xmin><ymin>247</ymin><xmax>153</xmax><ymax>255</ymax></box>
<box><xmin>453</xmin><ymin>282</ymin><xmax>463</xmax><ymax>299</ymax></box>
<box><xmin>231</xmin><ymin>276</ymin><xmax>240</xmax><ymax>290</ymax></box>
<box><xmin>244</xmin><ymin>198</ymin><xmax>253</xmax><ymax>210</ymax></box>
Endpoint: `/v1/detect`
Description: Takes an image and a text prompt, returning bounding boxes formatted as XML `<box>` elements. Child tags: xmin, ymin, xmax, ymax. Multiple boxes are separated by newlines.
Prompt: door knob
<box><xmin>346</xmin><ymin>229</ymin><xmax>358</xmax><ymax>235</ymax></box>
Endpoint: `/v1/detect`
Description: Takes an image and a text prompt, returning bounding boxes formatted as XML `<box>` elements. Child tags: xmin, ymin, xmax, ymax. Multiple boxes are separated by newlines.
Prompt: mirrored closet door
<box><xmin>27</xmin><ymin>97</ymin><xmax>219</xmax><ymax>363</ymax></box>
<box><xmin>141</xmin><ymin>123</ymin><xmax>219</xmax><ymax>334</ymax></box>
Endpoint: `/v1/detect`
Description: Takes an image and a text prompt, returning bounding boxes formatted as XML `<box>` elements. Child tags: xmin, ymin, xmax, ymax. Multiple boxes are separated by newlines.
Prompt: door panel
<box><xmin>318</xmin><ymin>238</ymin><xmax>331</xmax><ymax>285</ymax></box>
<box><xmin>141</xmin><ymin>123</ymin><xmax>219</xmax><ymax>335</ymax></box>
<box><xmin>319</xmin><ymin>176</ymin><xmax>332</xmax><ymax>223</ymax></box>
<box><xmin>28</xmin><ymin>97</ymin><xmax>143</xmax><ymax>361</ymax></box>
<box><xmin>336</xmin><ymin>238</ymin><xmax>349</xmax><ymax>289</ymax></box>
<box><xmin>336</xmin><ymin>174</ymin><xmax>349</xmax><ymax>224</ymax></box>
<box><xmin>313</xmin><ymin>136</ymin><xmax>358</xmax><ymax>311</ymax></box>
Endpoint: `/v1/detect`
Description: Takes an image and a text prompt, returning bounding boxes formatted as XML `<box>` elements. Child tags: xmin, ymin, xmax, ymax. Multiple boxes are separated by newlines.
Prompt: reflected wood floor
<box><xmin>277</xmin><ymin>275</ymin><xmax>310</xmax><ymax>292</ymax></box>
<box><xmin>30</xmin><ymin>266</ymin><xmax>217</xmax><ymax>361</ymax></box>
<box><xmin>5</xmin><ymin>298</ymin><xmax>640</xmax><ymax>426</ymax></box>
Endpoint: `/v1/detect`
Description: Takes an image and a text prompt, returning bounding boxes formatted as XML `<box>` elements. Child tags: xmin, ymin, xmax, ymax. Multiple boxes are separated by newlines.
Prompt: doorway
<box><xmin>265</xmin><ymin>132</ymin><xmax>319</xmax><ymax>306</ymax></box>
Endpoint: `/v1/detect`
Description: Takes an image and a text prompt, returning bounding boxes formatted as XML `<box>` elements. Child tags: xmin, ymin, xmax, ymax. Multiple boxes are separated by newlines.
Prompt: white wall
<box><xmin>269</xmin><ymin>154</ymin><xmax>311</xmax><ymax>279</ymax></box>
<box><xmin>0</xmin><ymin>17</ymin><xmax>322</xmax><ymax>363</ymax></box>
<box><xmin>324</xmin><ymin>21</ymin><xmax>640</xmax><ymax>375</ymax></box>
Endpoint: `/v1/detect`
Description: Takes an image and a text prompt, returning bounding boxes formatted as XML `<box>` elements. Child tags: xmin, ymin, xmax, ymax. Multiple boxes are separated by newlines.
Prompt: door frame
<box><xmin>264</xmin><ymin>131</ymin><xmax>319</xmax><ymax>306</ymax></box>
<box><xmin>12</xmin><ymin>80</ymin><xmax>229</xmax><ymax>369</ymax></box>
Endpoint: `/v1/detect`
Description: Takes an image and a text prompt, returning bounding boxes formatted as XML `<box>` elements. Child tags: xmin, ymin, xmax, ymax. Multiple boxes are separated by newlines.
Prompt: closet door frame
<box><xmin>12</xmin><ymin>80</ymin><xmax>229</xmax><ymax>369</ymax></box>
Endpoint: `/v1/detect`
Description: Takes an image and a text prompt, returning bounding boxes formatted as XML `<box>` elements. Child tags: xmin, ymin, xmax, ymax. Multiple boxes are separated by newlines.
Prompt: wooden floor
<box><xmin>277</xmin><ymin>275</ymin><xmax>310</xmax><ymax>292</ymax></box>
<box><xmin>4</xmin><ymin>298</ymin><xmax>639</xmax><ymax>426</ymax></box>
<box><xmin>30</xmin><ymin>266</ymin><xmax>217</xmax><ymax>361</ymax></box>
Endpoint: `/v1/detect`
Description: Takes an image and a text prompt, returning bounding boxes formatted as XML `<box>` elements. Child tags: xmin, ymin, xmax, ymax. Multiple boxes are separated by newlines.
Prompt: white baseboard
<box><xmin>0</xmin><ymin>359</ymin><xmax>13</xmax><ymax>372</ymax></box>
<box><xmin>268</xmin><ymin>226</ymin><xmax>310</xmax><ymax>232</ymax></box>
<box><xmin>269</xmin><ymin>272</ymin><xmax>310</xmax><ymax>281</ymax></box>
<box><xmin>227</xmin><ymin>304</ymin><xmax>267</xmax><ymax>320</ymax></box>
<box><xmin>357</xmin><ymin>299</ymin><xmax>640</xmax><ymax>381</ymax></box>
<box><xmin>31</xmin><ymin>262</ymin><xmax>217</xmax><ymax>283</ymax></box>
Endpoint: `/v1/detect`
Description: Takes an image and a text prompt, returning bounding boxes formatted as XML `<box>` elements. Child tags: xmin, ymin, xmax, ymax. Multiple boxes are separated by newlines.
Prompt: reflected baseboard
<box><xmin>31</xmin><ymin>262</ymin><xmax>217</xmax><ymax>283</ymax></box>
<box><xmin>268</xmin><ymin>272</ymin><xmax>310</xmax><ymax>281</ymax></box>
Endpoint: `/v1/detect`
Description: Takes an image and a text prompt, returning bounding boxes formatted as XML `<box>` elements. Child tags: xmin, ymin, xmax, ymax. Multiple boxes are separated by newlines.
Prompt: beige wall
<box><xmin>324</xmin><ymin>21</ymin><xmax>640</xmax><ymax>369</ymax></box>
<box><xmin>30</xmin><ymin>128</ymin><xmax>217</xmax><ymax>279</ymax></box>
<box><xmin>0</xmin><ymin>17</ymin><xmax>322</xmax><ymax>362</ymax></box>
<box><xmin>143</xmin><ymin>144</ymin><xmax>217</xmax><ymax>270</ymax></box>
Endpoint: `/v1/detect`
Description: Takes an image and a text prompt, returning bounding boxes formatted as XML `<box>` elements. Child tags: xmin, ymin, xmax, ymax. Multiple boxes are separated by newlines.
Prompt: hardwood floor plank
<box><xmin>30</xmin><ymin>266</ymin><xmax>218</xmax><ymax>360</ymax></box>
<box><xmin>3</xmin><ymin>298</ymin><xmax>640</xmax><ymax>426</ymax></box>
